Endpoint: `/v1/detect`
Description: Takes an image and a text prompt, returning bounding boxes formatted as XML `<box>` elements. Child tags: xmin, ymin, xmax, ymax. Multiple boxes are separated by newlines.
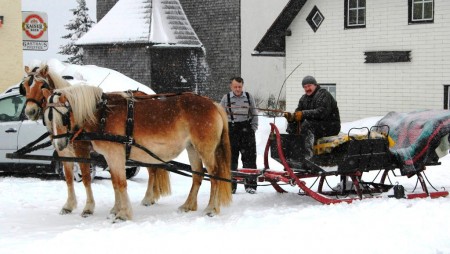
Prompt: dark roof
<box><xmin>253</xmin><ymin>0</ymin><xmax>307</xmax><ymax>56</ymax></box>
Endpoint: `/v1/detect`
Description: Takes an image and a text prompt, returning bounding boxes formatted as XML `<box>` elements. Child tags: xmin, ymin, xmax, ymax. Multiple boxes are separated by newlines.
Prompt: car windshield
<box><xmin>0</xmin><ymin>95</ymin><xmax>25</xmax><ymax>122</ymax></box>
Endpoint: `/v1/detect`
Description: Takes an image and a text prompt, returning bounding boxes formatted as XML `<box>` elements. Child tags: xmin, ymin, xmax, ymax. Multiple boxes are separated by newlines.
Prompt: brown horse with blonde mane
<box><xmin>20</xmin><ymin>65</ymin><xmax>171</xmax><ymax>217</ymax></box>
<box><xmin>42</xmin><ymin>85</ymin><xmax>232</xmax><ymax>221</ymax></box>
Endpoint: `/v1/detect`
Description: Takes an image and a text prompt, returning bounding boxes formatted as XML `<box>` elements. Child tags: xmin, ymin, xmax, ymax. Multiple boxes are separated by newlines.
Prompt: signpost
<box><xmin>22</xmin><ymin>11</ymin><xmax>48</xmax><ymax>51</ymax></box>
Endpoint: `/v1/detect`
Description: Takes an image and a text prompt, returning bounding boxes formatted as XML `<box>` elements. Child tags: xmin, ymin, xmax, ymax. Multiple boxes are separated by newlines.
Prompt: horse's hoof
<box><xmin>112</xmin><ymin>217</ymin><xmax>127</xmax><ymax>223</ymax></box>
<box><xmin>60</xmin><ymin>208</ymin><xmax>72</xmax><ymax>215</ymax></box>
<box><xmin>177</xmin><ymin>206</ymin><xmax>192</xmax><ymax>213</ymax></box>
<box><xmin>204</xmin><ymin>208</ymin><xmax>218</xmax><ymax>217</ymax></box>
<box><xmin>81</xmin><ymin>210</ymin><xmax>93</xmax><ymax>218</ymax></box>
<box><xmin>141</xmin><ymin>200</ymin><xmax>155</xmax><ymax>206</ymax></box>
<box><xmin>206</xmin><ymin>212</ymin><xmax>215</xmax><ymax>217</ymax></box>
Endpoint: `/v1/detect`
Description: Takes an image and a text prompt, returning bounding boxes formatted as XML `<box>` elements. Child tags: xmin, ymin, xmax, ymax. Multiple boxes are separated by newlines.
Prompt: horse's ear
<box><xmin>40</xmin><ymin>65</ymin><xmax>49</xmax><ymax>76</ymax></box>
<box><xmin>24</xmin><ymin>66</ymin><xmax>30</xmax><ymax>74</ymax></box>
<box><xmin>42</xmin><ymin>88</ymin><xmax>52</xmax><ymax>101</ymax></box>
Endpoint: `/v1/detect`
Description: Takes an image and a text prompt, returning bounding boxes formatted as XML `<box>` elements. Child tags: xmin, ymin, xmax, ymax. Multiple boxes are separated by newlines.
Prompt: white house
<box><xmin>254</xmin><ymin>0</ymin><xmax>450</xmax><ymax>122</ymax></box>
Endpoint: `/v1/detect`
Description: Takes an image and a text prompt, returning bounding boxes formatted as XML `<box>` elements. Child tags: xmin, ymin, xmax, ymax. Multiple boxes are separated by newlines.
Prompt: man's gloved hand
<box><xmin>283</xmin><ymin>112</ymin><xmax>294</xmax><ymax>122</ymax></box>
<box><xmin>294</xmin><ymin>111</ymin><xmax>303</xmax><ymax>121</ymax></box>
<box><xmin>283</xmin><ymin>111</ymin><xmax>303</xmax><ymax>122</ymax></box>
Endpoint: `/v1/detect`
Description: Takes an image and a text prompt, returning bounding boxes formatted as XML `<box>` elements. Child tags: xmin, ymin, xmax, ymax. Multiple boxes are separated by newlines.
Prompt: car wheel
<box><xmin>125</xmin><ymin>167</ymin><xmax>140</xmax><ymax>179</ymax></box>
<box><xmin>54</xmin><ymin>154</ymin><xmax>96</xmax><ymax>182</ymax></box>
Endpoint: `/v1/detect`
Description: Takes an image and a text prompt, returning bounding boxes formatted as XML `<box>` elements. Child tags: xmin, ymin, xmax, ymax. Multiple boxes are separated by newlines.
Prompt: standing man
<box><xmin>284</xmin><ymin>75</ymin><xmax>341</xmax><ymax>162</ymax></box>
<box><xmin>220</xmin><ymin>77</ymin><xmax>258</xmax><ymax>194</ymax></box>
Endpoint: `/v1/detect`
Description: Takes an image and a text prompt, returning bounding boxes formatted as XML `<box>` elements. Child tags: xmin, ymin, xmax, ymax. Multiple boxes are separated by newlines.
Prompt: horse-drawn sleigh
<box><xmin>7</xmin><ymin>64</ymin><xmax>449</xmax><ymax>222</ymax></box>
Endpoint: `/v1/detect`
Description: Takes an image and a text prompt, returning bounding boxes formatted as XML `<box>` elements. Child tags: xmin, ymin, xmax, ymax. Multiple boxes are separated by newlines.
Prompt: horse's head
<box><xmin>20</xmin><ymin>65</ymin><xmax>54</xmax><ymax>121</ymax></box>
<box><xmin>42</xmin><ymin>85</ymin><xmax>103</xmax><ymax>151</ymax></box>
<box><xmin>42</xmin><ymin>88</ymin><xmax>73</xmax><ymax>151</ymax></box>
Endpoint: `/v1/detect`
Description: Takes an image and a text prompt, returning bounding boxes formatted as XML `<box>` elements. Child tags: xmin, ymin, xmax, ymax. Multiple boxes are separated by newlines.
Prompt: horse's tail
<box><xmin>153</xmin><ymin>168</ymin><xmax>171</xmax><ymax>199</ymax></box>
<box><xmin>214</xmin><ymin>103</ymin><xmax>232</xmax><ymax>206</ymax></box>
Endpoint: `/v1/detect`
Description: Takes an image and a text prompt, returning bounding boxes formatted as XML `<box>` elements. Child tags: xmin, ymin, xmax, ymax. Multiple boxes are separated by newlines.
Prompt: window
<box><xmin>306</xmin><ymin>6</ymin><xmax>325</xmax><ymax>32</ymax></box>
<box><xmin>321</xmin><ymin>84</ymin><xmax>337</xmax><ymax>100</ymax></box>
<box><xmin>444</xmin><ymin>85</ymin><xmax>450</xmax><ymax>109</ymax></box>
<box><xmin>345</xmin><ymin>0</ymin><xmax>366</xmax><ymax>29</ymax></box>
<box><xmin>0</xmin><ymin>95</ymin><xmax>25</xmax><ymax>122</ymax></box>
<box><xmin>409</xmin><ymin>0</ymin><xmax>434</xmax><ymax>24</ymax></box>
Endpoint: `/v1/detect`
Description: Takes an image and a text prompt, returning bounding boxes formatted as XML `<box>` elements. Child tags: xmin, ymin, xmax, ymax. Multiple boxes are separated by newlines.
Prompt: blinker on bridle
<box><xmin>19</xmin><ymin>66</ymin><xmax>51</xmax><ymax>108</ymax></box>
<box><xmin>47</xmin><ymin>92</ymin><xmax>71</xmax><ymax>127</ymax></box>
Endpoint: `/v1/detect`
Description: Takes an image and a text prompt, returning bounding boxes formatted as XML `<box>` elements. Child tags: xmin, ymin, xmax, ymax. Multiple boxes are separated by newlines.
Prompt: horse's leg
<box><xmin>195</xmin><ymin>121</ymin><xmax>232</xmax><ymax>216</ymax></box>
<box><xmin>201</xmin><ymin>153</ymin><xmax>221</xmax><ymax>216</ymax></box>
<box><xmin>141</xmin><ymin>167</ymin><xmax>156</xmax><ymax>206</ymax></box>
<box><xmin>109</xmin><ymin>188</ymin><xmax>120</xmax><ymax>216</ymax></box>
<box><xmin>73</xmin><ymin>142</ymin><xmax>95</xmax><ymax>217</ymax></box>
<box><xmin>60</xmin><ymin>161</ymin><xmax>77</xmax><ymax>214</ymax></box>
<box><xmin>178</xmin><ymin>145</ymin><xmax>203</xmax><ymax>213</ymax></box>
<box><xmin>108</xmin><ymin>155</ymin><xmax>132</xmax><ymax>221</ymax></box>
<box><xmin>142</xmin><ymin>167</ymin><xmax>172</xmax><ymax>206</ymax></box>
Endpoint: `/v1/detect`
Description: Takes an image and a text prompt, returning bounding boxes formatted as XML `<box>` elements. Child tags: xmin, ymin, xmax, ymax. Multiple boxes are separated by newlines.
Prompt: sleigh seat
<box><xmin>270</xmin><ymin>129</ymin><xmax>395</xmax><ymax>175</ymax></box>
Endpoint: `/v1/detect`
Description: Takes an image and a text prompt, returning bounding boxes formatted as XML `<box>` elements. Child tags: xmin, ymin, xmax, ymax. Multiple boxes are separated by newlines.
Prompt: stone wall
<box><xmin>96</xmin><ymin>0</ymin><xmax>118</xmax><ymax>21</ymax></box>
<box><xmin>176</xmin><ymin>0</ymin><xmax>242</xmax><ymax>100</ymax></box>
<box><xmin>83</xmin><ymin>45</ymin><xmax>152</xmax><ymax>88</ymax></box>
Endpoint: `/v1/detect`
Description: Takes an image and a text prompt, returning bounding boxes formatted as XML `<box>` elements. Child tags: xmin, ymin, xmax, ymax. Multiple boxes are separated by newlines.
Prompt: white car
<box><xmin>0</xmin><ymin>87</ymin><xmax>139</xmax><ymax>180</ymax></box>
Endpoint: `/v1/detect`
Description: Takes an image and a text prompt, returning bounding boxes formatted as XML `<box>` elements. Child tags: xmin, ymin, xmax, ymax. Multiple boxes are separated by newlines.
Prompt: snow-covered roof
<box><xmin>76</xmin><ymin>0</ymin><xmax>202</xmax><ymax>47</ymax></box>
<box><xmin>21</xmin><ymin>59</ymin><xmax>155</xmax><ymax>94</ymax></box>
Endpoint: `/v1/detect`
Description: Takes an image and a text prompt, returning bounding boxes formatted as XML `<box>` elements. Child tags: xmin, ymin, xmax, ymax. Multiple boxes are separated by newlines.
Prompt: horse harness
<box><xmin>22</xmin><ymin>91</ymin><xmax>236</xmax><ymax>183</ymax></box>
<box><xmin>48</xmin><ymin>91</ymin><xmax>176</xmax><ymax>164</ymax></box>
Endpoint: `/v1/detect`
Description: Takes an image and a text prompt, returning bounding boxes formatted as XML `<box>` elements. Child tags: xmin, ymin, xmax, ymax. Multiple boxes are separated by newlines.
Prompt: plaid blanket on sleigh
<box><xmin>376</xmin><ymin>110</ymin><xmax>450</xmax><ymax>175</ymax></box>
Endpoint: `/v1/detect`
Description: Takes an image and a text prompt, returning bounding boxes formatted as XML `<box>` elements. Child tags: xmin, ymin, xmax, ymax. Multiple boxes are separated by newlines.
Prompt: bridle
<box><xmin>45</xmin><ymin>92</ymin><xmax>75</xmax><ymax>143</ymax></box>
<box><xmin>19</xmin><ymin>67</ymin><xmax>51</xmax><ymax>109</ymax></box>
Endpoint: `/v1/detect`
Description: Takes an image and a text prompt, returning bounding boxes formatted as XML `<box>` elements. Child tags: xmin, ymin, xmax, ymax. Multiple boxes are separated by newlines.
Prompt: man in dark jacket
<box><xmin>284</xmin><ymin>75</ymin><xmax>341</xmax><ymax>160</ymax></box>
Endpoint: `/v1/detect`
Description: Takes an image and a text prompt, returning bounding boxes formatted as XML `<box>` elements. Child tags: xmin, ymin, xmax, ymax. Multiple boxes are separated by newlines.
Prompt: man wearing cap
<box><xmin>284</xmin><ymin>75</ymin><xmax>341</xmax><ymax>161</ymax></box>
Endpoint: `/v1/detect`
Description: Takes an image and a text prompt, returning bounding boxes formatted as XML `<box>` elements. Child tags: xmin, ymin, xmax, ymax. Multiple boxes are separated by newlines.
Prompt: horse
<box><xmin>19</xmin><ymin>64</ymin><xmax>171</xmax><ymax>217</ymax></box>
<box><xmin>42</xmin><ymin>85</ymin><xmax>232</xmax><ymax>221</ymax></box>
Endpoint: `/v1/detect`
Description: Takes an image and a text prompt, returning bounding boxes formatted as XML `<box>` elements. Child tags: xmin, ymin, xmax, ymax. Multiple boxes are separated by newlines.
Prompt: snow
<box><xmin>1</xmin><ymin>116</ymin><xmax>450</xmax><ymax>254</ymax></box>
<box><xmin>25</xmin><ymin>59</ymin><xmax>155</xmax><ymax>94</ymax></box>
<box><xmin>76</xmin><ymin>0</ymin><xmax>202</xmax><ymax>47</ymax></box>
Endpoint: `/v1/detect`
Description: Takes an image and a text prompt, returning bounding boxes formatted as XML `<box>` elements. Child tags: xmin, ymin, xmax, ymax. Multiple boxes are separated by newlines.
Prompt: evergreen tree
<box><xmin>58</xmin><ymin>0</ymin><xmax>95</xmax><ymax>65</ymax></box>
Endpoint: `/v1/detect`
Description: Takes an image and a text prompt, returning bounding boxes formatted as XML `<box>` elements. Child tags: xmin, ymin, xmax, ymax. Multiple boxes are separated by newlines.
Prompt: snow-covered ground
<box><xmin>1</xmin><ymin>117</ymin><xmax>450</xmax><ymax>254</ymax></box>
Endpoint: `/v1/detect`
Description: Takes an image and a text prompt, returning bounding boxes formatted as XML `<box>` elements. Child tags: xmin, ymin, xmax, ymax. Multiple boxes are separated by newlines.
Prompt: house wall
<box><xmin>150</xmin><ymin>48</ymin><xmax>207</xmax><ymax>94</ymax></box>
<box><xmin>178</xmin><ymin>0</ymin><xmax>241</xmax><ymax>101</ymax></box>
<box><xmin>96</xmin><ymin>0</ymin><xmax>117</xmax><ymax>21</ymax></box>
<box><xmin>285</xmin><ymin>0</ymin><xmax>450</xmax><ymax>122</ymax></box>
<box><xmin>83</xmin><ymin>45</ymin><xmax>152</xmax><ymax>88</ymax></box>
<box><xmin>241</xmin><ymin>0</ymin><xmax>289</xmax><ymax>106</ymax></box>
<box><xmin>0</xmin><ymin>0</ymin><xmax>23</xmax><ymax>91</ymax></box>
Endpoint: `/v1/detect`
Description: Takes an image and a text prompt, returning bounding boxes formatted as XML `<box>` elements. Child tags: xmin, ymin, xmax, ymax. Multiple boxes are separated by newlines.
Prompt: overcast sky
<box><xmin>22</xmin><ymin>0</ymin><xmax>97</xmax><ymax>65</ymax></box>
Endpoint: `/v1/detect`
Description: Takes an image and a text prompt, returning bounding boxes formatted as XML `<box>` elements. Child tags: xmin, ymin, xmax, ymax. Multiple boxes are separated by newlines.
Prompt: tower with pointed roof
<box><xmin>85</xmin><ymin>0</ymin><xmax>240</xmax><ymax>100</ymax></box>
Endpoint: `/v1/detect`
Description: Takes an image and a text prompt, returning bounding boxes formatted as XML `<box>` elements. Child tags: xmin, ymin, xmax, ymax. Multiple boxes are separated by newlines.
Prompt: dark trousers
<box><xmin>229</xmin><ymin>121</ymin><xmax>257</xmax><ymax>190</ymax></box>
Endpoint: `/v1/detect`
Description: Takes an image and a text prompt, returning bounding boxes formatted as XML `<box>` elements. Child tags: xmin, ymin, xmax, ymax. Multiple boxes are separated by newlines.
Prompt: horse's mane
<box><xmin>55</xmin><ymin>85</ymin><xmax>103</xmax><ymax>127</ymax></box>
<box><xmin>35</xmin><ymin>64</ymin><xmax>70</xmax><ymax>89</ymax></box>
